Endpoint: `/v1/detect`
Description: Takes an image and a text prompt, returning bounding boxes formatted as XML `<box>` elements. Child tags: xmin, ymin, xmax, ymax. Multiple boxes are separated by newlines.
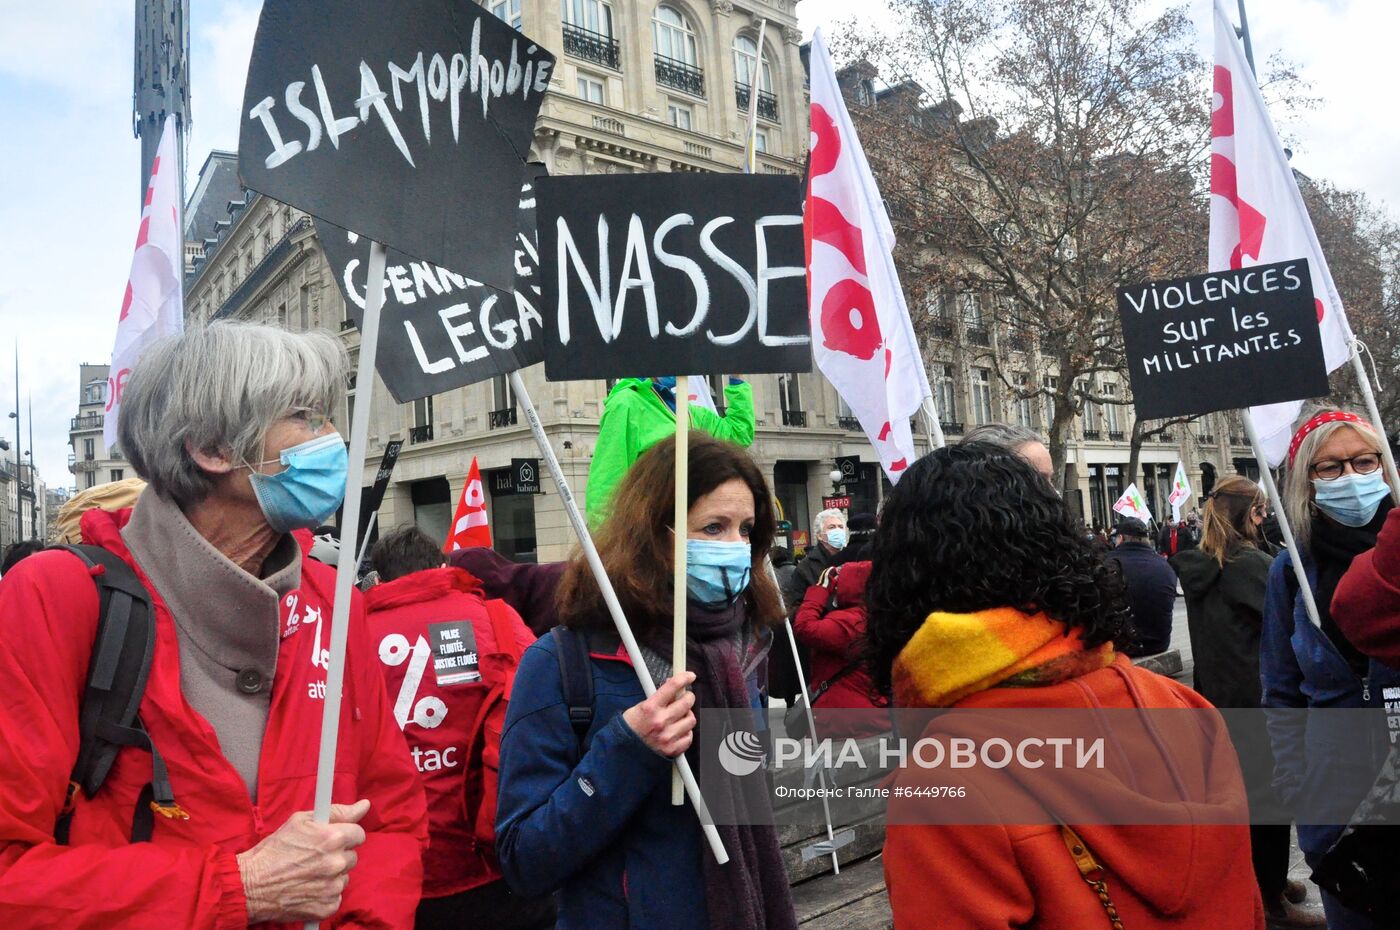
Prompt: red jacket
<box><xmin>884</xmin><ymin>658</ymin><xmax>1263</xmax><ymax>929</ymax></box>
<box><xmin>1333</xmin><ymin>507</ymin><xmax>1400</xmax><ymax>662</ymax></box>
<box><xmin>792</xmin><ymin>561</ymin><xmax>889</xmax><ymax>737</ymax></box>
<box><xmin>364</xmin><ymin>566</ymin><xmax>536</xmax><ymax>898</ymax></box>
<box><xmin>0</xmin><ymin>507</ymin><xmax>428</xmax><ymax>929</ymax></box>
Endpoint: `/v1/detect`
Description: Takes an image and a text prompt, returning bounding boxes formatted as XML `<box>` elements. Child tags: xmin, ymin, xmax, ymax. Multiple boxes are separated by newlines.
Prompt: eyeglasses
<box><xmin>287</xmin><ymin>408</ymin><xmax>332</xmax><ymax>432</ymax></box>
<box><xmin>1310</xmin><ymin>453</ymin><xmax>1382</xmax><ymax>481</ymax></box>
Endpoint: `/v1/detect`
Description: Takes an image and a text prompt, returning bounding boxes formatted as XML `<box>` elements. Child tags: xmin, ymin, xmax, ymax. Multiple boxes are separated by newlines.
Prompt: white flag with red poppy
<box><xmin>105</xmin><ymin>114</ymin><xmax>185</xmax><ymax>448</ymax></box>
<box><xmin>445</xmin><ymin>457</ymin><xmax>492</xmax><ymax>552</ymax></box>
<box><xmin>1113</xmin><ymin>483</ymin><xmax>1154</xmax><ymax>524</ymax></box>
<box><xmin>1210</xmin><ymin>0</ymin><xmax>1352</xmax><ymax>465</ymax></box>
<box><xmin>806</xmin><ymin>29</ymin><xmax>933</xmax><ymax>482</ymax></box>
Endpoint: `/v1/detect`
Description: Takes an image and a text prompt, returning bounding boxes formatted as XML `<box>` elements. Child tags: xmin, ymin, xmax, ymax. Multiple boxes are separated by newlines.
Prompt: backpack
<box><xmin>461</xmin><ymin>599</ymin><xmax>530</xmax><ymax>853</ymax></box>
<box><xmin>551</xmin><ymin>625</ymin><xmax>607</xmax><ymax>757</ymax></box>
<box><xmin>51</xmin><ymin>544</ymin><xmax>183</xmax><ymax>844</ymax></box>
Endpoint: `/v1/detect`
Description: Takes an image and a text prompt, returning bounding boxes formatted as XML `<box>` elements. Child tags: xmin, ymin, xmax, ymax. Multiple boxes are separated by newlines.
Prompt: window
<box><xmin>733</xmin><ymin>35</ymin><xmax>773</xmax><ymax>92</ymax></box>
<box><xmin>1104</xmin><ymin>383</ymin><xmax>1121</xmax><ymax>434</ymax></box>
<box><xmin>493</xmin><ymin>373</ymin><xmax>517</xmax><ymax>411</ymax></box>
<box><xmin>491</xmin><ymin>0</ymin><xmax>523</xmax><ymax>29</ymax></box>
<box><xmin>1014</xmin><ymin>374</ymin><xmax>1034</xmax><ymax>429</ymax></box>
<box><xmin>970</xmin><ymin>367</ymin><xmax>993</xmax><ymax>426</ymax></box>
<box><xmin>652</xmin><ymin>5</ymin><xmax>697</xmax><ymax>65</ymax></box>
<box><xmin>935</xmin><ymin>364</ymin><xmax>958</xmax><ymax>422</ymax></box>
<box><xmin>83</xmin><ymin>438</ymin><xmax>95</xmax><ymax>461</ymax></box>
<box><xmin>778</xmin><ymin>373</ymin><xmax>802</xmax><ymax>411</ymax></box>
<box><xmin>562</xmin><ymin>0</ymin><xmax>613</xmax><ymax>36</ymax></box>
<box><xmin>576</xmin><ymin>75</ymin><xmax>606</xmax><ymax>104</ymax></box>
<box><xmin>1080</xmin><ymin>382</ymin><xmax>1099</xmax><ymax>435</ymax></box>
<box><xmin>83</xmin><ymin>380</ymin><xmax>105</xmax><ymax>405</ymax></box>
<box><xmin>1043</xmin><ymin>375</ymin><xmax>1058</xmax><ymax>428</ymax></box>
<box><xmin>110</xmin><ymin>469</ymin><xmax>124</xmax><ymax>483</ymax></box>
<box><xmin>667</xmin><ymin>101</ymin><xmax>693</xmax><ymax>130</ymax></box>
<box><xmin>299</xmin><ymin>284</ymin><xmax>310</xmax><ymax>330</ymax></box>
<box><xmin>925</xmin><ymin>291</ymin><xmax>948</xmax><ymax>319</ymax></box>
<box><xmin>410</xmin><ymin>395</ymin><xmax>434</xmax><ymax>443</ymax></box>
<box><xmin>85</xmin><ymin>472</ymin><xmax>97</xmax><ymax>490</ymax></box>
<box><xmin>345</xmin><ymin>373</ymin><xmax>356</xmax><ymax>430</ymax></box>
<box><xmin>958</xmin><ymin>293</ymin><xmax>982</xmax><ymax>326</ymax></box>
<box><xmin>753</xmin><ymin>129</ymin><xmax>768</xmax><ymax>153</ymax></box>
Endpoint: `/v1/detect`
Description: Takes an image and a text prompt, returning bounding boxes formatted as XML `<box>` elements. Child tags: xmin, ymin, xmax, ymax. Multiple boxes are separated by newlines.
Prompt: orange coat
<box><xmin>884</xmin><ymin>657</ymin><xmax>1264</xmax><ymax>929</ymax></box>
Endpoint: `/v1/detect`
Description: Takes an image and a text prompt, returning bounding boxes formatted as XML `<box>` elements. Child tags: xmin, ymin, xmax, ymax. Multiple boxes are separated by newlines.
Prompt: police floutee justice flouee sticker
<box><xmin>427</xmin><ymin>620</ymin><xmax>480</xmax><ymax>687</ymax></box>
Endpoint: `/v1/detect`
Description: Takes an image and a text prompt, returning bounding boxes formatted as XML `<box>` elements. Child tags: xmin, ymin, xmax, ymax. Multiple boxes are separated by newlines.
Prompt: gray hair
<box><xmin>119</xmin><ymin>321</ymin><xmax>348</xmax><ymax>505</ymax></box>
<box><xmin>961</xmin><ymin>422</ymin><xmax>1043</xmax><ymax>452</ymax></box>
<box><xmin>1281</xmin><ymin>404</ymin><xmax>1394</xmax><ymax>552</ymax></box>
<box><xmin>813</xmin><ymin>508</ymin><xmax>846</xmax><ymax>536</ymax></box>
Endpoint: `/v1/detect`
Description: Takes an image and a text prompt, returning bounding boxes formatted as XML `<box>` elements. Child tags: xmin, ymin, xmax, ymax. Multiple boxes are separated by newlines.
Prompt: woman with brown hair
<box><xmin>1172</xmin><ymin>477</ymin><xmax>1321</xmax><ymax>926</ymax></box>
<box><xmin>494</xmin><ymin>434</ymin><xmax>797</xmax><ymax>930</ymax></box>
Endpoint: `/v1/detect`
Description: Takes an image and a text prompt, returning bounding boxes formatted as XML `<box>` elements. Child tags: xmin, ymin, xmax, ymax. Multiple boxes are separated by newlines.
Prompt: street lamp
<box><xmin>829</xmin><ymin>468</ymin><xmax>843</xmax><ymax>497</ymax></box>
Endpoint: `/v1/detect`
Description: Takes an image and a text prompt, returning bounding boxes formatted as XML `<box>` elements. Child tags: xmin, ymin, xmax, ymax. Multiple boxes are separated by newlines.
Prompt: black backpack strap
<box><xmin>51</xmin><ymin>545</ymin><xmax>182</xmax><ymax>844</ymax></box>
<box><xmin>551</xmin><ymin>626</ymin><xmax>595</xmax><ymax>758</ymax></box>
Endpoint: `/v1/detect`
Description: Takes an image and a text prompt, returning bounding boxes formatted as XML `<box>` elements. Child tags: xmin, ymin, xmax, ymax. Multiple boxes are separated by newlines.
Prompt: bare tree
<box><xmin>841</xmin><ymin>0</ymin><xmax>1215</xmax><ymax>492</ymax></box>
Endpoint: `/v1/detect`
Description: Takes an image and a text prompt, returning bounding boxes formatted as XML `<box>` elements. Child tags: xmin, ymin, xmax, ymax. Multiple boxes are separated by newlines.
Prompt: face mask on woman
<box><xmin>685</xmin><ymin>539</ymin><xmax>752</xmax><ymax>608</ymax></box>
<box><xmin>248</xmin><ymin>433</ymin><xmax>349</xmax><ymax>533</ymax></box>
<box><xmin>1312</xmin><ymin>471</ymin><xmax>1391</xmax><ymax>528</ymax></box>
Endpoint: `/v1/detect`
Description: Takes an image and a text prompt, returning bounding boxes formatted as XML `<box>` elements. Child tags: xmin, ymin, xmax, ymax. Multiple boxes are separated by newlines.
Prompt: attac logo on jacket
<box><xmin>379</xmin><ymin>633</ymin><xmax>450</xmax><ymax>730</ymax></box>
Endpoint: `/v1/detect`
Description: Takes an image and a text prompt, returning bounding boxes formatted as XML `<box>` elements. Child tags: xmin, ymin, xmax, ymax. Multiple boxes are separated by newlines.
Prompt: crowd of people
<box><xmin>1</xmin><ymin>319</ymin><xmax>1398</xmax><ymax>929</ymax></box>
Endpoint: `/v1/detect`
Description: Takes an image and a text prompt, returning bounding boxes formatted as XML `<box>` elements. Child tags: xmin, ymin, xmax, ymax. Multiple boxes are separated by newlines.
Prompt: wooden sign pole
<box><xmin>1244</xmin><ymin>411</ymin><xmax>1323</xmax><ymax>630</ymax></box>
<box><xmin>307</xmin><ymin>240</ymin><xmax>387</xmax><ymax>929</ymax></box>
<box><xmin>509</xmin><ymin>370</ymin><xmax>729</xmax><ymax>863</ymax></box>
<box><xmin>672</xmin><ymin>375</ymin><xmax>690</xmax><ymax>806</ymax></box>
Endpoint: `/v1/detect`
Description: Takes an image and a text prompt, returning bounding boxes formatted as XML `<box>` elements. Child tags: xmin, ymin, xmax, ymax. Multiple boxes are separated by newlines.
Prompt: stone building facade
<box><xmin>182</xmin><ymin>0</ymin><xmax>1254</xmax><ymax>559</ymax></box>
<box><xmin>67</xmin><ymin>364</ymin><xmax>131</xmax><ymax>494</ymax></box>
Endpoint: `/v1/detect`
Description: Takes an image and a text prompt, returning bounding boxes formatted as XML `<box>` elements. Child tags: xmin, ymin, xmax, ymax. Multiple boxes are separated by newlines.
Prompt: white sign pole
<box><xmin>1244</xmin><ymin>411</ymin><xmax>1323</xmax><ymax>629</ymax></box>
<box><xmin>508</xmin><ymin>370</ymin><xmax>730</xmax><ymax>863</ymax></box>
<box><xmin>307</xmin><ymin>240</ymin><xmax>387</xmax><ymax>930</ymax></box>
<box><xmin>672</xmin><ymin>375</ymin><xmax>690</xmax><ymax>806</ymax></box>
<box><xmin>1348</xmin><ymin>347</ymin><xmax>1400</xmax><ymax>504</ymax></box>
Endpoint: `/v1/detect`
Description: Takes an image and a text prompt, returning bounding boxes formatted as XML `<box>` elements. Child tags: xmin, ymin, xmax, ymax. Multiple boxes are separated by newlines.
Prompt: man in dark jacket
<box><xmin>1106</xmin><ymin>518</ymin><xmax>1178</xmax><ymax>656</ymax></box>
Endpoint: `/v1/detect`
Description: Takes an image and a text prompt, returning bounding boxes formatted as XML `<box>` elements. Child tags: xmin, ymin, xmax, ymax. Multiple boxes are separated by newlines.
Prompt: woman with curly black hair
<box><xmin>871</xmin><ymin>443</ymin><xmax>1264</xmax><ymax>929</ymax></box>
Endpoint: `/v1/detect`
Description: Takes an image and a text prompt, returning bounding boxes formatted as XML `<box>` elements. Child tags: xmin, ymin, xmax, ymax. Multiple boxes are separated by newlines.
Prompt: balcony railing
<box><xmin>926</xmin><ymin>321</ymin><xmax>954</xmax><ymax>341</ymax></box>
<box><xmin>1159</xmin><ymin>432</ymin><xmax>1175</xmax><ymax>443</ymax></box>
<box><xmin>1083</xmin><ymin>429</ymin><xmax>1102</xmax><ymax>441</ymax></box>
<box><xmin>1229</xmin><ymin>435</ymin><xmax>1245</xmax><ymax>446</ymax></box>
<box><xmin>781</xmin><ymin>409</ymin><xmax>807</xmax><ymax>427</ymax></box>
<box><xmin>838</xmin><ymin>416</ymin><xmax>861</xmax><ymax>431</ymax></box>
<box><xmin>70</xmin><ymin>458</ymin><xmax>100</xmax><ymax>474</ymax></box>
<box><xmin>1199</xmin><ymin>433</ymin><xmax>1216</xmax><ymax>444</ymax></box>
<box><xmin>563</xmin><ymin>23</ymin><xmax>620</xmax><ymax>70</ymax></box>
<box><xmin>339</xmin><ymin>318</ymin><xmax>357</xmax><ymax>331</ymax></box>
<box><xmin>71</xmin><ymin>413</ymin><xmax>103</xmax><ymax>432</ymax></box>
<box><xmin>1004</xmin><ymin>334</ymin><xmax>1032</xmax><ymax>353</ymax></box>
<box><xmin>941</xmin><ymin>421</ymin><xmax>964</xmax><ymax>436</ymax></box>
<box><xmin>655</xmin><ymin>55</ymin><xmax>704</xmax><ymax>96</ymax></box>
<box><xmin>489</xmin><ymin>407</ymin><xmax>518</xmax><ymax>429</ymax></box>
<box><xmin>409</xmin><ymin>425</ymin><xmax>433</xmax><ymax>444</ymax></box>
<box><xmin>966</xmin><ymin>327</ymin><xmax>991</xmax><ymax>347</ymax></box>
<box><xmin>1109</xmin><ymin>430</ymin><xmax>1125</xmax><ymax>441</ymax></box>
<box><xmin>734</xmin><ymin>83</ymin><xmax>778</xmax><ymax>121</ymax></box>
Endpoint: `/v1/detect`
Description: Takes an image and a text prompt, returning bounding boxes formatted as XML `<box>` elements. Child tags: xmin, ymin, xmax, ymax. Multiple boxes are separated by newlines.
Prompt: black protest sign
<box><xmin>427</xmin><ymin>619</ymin><xmax>480</xmax><ymax>686</ymax></box>
<box><xmin>319</xmin><ymin>165</ymin><xmax>547</xmax><ymax>403</ymax></box>
<box><xmin>538</xmin><ymin>174</ymin><xmax>811</xmax><ymax>380</ymax></box>
<box><xmin>1118</xmin><ymin>260</ymin><xmax>1329</xmax><ymax>420</ymax></box>
<box><xmin>239</xmin><ymin>0</ymin><xmax>554</xmax><ymax>293</ymax></box>
<box><xmin>364</xmin><ymin>440</ymin><xmax>403</xmax><ymax>516</ymax></box>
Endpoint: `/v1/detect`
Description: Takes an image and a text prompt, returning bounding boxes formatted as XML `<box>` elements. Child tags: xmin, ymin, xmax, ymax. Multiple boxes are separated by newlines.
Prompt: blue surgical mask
<box><xmin>247</xmin><ymin>433</ymin><xmax>348</xmax><ymax>533</ymax></box>
<box><xmin>1312</xmin><ymin>471</ymin><xmax>1391</xmax><ymax>528</ymax></box>
<box><xmin>825</xmin><ymin>528</ymin><xmax>848</xmax><ymax>550</ymax></box>
<box><xmin>685</xmin><ymin>539</ymin><xmax>752</xmax><ymax>608</ymax></box>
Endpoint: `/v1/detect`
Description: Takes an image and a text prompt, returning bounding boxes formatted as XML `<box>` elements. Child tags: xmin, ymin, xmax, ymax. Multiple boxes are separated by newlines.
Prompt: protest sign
<box><xmin>239</xmin><ymin>0</ymin><xmax>553</xmax><ymax>293</ymax></box>
<box><xmin>538</xmin><ymin>174</ymin><xmax>810</xmax><ymax>380</ymax></box>
<box><xmin>318</xmin><ymin>164</ymin><xmax>548</xmax><ymax>402</ymax></box>
<box><xmin>1118</xmin><ymin>260</ymin><xmax>1329</xmax><ymax>420</ymax></box>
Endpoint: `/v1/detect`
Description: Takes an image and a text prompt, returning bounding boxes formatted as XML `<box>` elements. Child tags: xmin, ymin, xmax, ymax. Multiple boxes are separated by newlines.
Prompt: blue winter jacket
<box><xmin>1259</xmin><ymin>548</ymin><xmax>1400</xmax><ymax>856</ymax></box>
<box><xmin>496</xmin><ymin>630</ymin><xmax>767</xmax><ymax>929</ymax></box>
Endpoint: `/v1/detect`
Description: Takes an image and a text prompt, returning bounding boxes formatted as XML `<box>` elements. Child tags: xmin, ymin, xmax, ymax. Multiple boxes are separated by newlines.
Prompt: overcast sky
<box><xmin>1</xmin><ymin>0</ymin><xmax>1395</xmax><ymax>492</ymax></box>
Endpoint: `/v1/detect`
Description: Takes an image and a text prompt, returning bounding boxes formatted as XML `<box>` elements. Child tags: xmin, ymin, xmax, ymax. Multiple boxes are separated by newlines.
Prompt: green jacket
<box><xmin>585</xmin><ymin>378</ymin><xmax>755</xmax><ymax>529</ymax></box>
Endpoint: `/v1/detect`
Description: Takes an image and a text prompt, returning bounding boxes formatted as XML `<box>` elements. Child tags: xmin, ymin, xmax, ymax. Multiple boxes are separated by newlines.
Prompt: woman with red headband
<box><xmin>1260</xmin><ymin>406</ymin><xmax>1399</xmax><ymax>930</ymax></box>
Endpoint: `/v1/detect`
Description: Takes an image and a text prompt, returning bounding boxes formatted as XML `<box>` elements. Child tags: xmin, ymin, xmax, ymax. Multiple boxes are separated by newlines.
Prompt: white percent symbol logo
<box><xmin>379</xmin><ymin>633</ymin><xmax>448</xmax><ymax>730</ymax></box>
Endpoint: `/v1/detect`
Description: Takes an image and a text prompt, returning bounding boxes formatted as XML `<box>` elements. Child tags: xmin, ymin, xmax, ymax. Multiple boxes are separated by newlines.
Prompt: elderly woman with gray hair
<box><xmin>0</xmin><ymin>322</ymin><xmax>427</xmax><ymax>928</ymax></box>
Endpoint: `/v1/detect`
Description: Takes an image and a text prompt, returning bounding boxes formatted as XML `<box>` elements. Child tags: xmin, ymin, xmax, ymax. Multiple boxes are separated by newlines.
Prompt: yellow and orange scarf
<box><xmin>891</xmin><ymin>606</ymin><xmax>1115</xmax><ymax>709</ymax></box>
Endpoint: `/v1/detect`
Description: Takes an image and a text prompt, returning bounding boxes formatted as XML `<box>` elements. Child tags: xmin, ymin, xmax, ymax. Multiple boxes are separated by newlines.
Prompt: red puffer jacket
<box><xmin>792</xmin><ymin>561</ymin><xmax>890</xmax><ymax>737</ymax></box>
<box><xmin>1333</xmin><ymin>507</ymin><xmax>1400</xmax><ymax>662</ymax></box>
<box><xmin>0</xmin><ymin>507</ymin><xmax>428</xmax><ymax>929</ymax></box>
<box><xmin>364</xmin><ymin>566</ymin><xmax>537</xmax><ymax>898</ymax></box>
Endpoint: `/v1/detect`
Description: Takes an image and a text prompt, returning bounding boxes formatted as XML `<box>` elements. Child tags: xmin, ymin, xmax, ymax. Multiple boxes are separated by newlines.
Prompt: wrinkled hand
<box><xmin>237</xmin><ymin>799</ymin><xmax>370</xmax><ymax>924</ymax></box>
<box><xmin>623</xmin><ymin>672</ymin><xmax>697</xmax><ymax>758</ymax></box>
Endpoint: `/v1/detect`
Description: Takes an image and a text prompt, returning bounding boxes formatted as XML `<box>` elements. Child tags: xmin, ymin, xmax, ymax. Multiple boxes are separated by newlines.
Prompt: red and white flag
<box><xmin>105</xmin><ymin>113</ymin><xmax>185</xmax><ymax>448</ymax></box>
<box><xmin>1113</xmin><ymin>483</ymin><xmax>1154</xmax><ymax>524</ymax></box>
<box><xmin>1210</xmin><ymin>0</ymin><xmax>1352</xmax><ymax>465</ymax></box>
<box><xmin>805</xmin><ymin>29</ymin><xmax>933</xmax><ymax>482</ymax></box>
<box><xmin>444</xmin><ymin>457</ymin><xmax>492</xmax><ymax>552</ymax></box>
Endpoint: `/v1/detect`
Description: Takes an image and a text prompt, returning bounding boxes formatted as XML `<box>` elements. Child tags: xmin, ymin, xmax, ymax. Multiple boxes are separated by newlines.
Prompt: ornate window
<box><xmin>732</xmin><ymin>35</ymin><xmax>773</xmax><ymax>91</ymax></box>
<box><xmin>653</xmin><ymin>6</ymin><xmax>697</xmax><ymax>65</ymax></box>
